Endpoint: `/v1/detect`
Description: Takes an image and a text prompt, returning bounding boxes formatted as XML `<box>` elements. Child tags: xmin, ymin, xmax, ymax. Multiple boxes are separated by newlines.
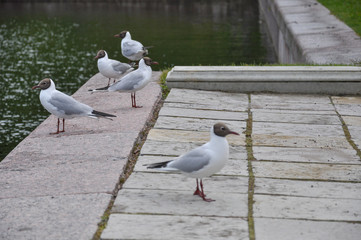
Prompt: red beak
<box><xmin>229</xmin><ymin>131</ymin><xmax>240</xmax><ymax>135</ymax></box>
<box><xmin>152</xmin><ymin>61</ymin><xmax>159</xmax><ymax>65</ymax></box>
<box><xmin>32</xmin><ymin>85</ymin><xmax>40</xmax><ymax>90</ymax></box>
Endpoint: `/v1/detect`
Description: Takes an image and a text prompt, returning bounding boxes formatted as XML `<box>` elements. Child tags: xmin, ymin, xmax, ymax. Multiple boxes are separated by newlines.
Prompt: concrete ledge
<box><xmin>259</xmin><ymin>0</ymin><xmax>361</xmax><ymax>64</ymax></box>
<box><xmin>166</xmin><ymin>66</ymin><xmax>361</xmax><ymax>94</ymax></box>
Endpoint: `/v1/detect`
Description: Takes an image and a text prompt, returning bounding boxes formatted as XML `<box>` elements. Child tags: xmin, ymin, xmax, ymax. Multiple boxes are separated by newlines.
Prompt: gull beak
<box><xmin>32</xmin><ymin>85</ymin><xmax>40</xmax><ymax>90</ymax></box>
<box><xmin>152</xmin><ymin>61</ymin><xmax>159</xmax><ymax>65</ymax></box>
<box><xmin>230</xmin><ymin>131</ymin><xmax>240</xmax><ymax>135</ymax></box>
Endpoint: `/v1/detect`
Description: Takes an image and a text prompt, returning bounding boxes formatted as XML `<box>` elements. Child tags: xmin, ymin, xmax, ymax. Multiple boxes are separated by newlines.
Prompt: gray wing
<box><xmin>49</xmin><ymin>91</ymin><xmax>92</xmax><ymax>115</ymax></box>
<box><xmin>169</xmin><ymin>147</ymin><xmax>211</xmax><ymax>173</ymax></box>
<box><xmin>123</xmin><ymin>41</ymin><xmax>144</xmax><ymax>56</ymax></box>
<box><xmin>112</xmin><ymin>62</ymin><xmax>132</xmax><ymax>73</ymax></box>
<box><xmin>108</xmin><ymin>71</ymin><xmax>144</xmax><ymax>92</ymax></box>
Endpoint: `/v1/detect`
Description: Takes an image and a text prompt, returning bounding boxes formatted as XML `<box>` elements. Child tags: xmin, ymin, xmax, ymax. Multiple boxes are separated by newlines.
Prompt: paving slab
<box><xmin>147</xmin><ymin>128</ymin><xmax>245</xmax><ymax>146</ymax></box>
<box><xmin>154</xmin><ymin>116</ymin><xmax>246</xmax><ymax>132</ymax></box>
<box><xmin>255</xmin><ymin>177</ymin><xmax>361</xmax><ymax>199</ymax></box>
<box><xmin>254</xmin><ymin>218</ymin><xmax>361</xmax><ymax>240</ymax></box>
<box><xmin>253</xmin><ymin>134</ymin><xmax>351</xmax><ymax>149</ymax></box>
<box><xmin>253</xmin><ymin>161</ymin><xmax>361</xmax><ymax>182</ymax></box>
<box><xmin>101</xmin><ymin>214</ymin><xmax>249</xmax><ymax>240</ymax></box>
<box><xmin>253</xmin><ymin>146</ymin><xmax>360</xmax><ymax>164</ymax></box>
<box><xmin>141</xmin><ymin>140</ymin><xmax>247</xmax><ymax>159</ymax></box>
<box><xmin>159</xmin><ymin>106</ymin><xmax>248</xmax><ymax>120</ymax></box>
<box><xmin>100</xmin><ymin>88</ymin><xmax>361</xmax><ymax>240</ymax></box>
<box><xmin>0</xmin><ymin>72</ymin><xmax>162</xmax><ymax>239</ymax></box>
<box><xmin>252</xmin><ymin>110</ymin><xmax>340</xmax><ymax>125</ymax></box>
<box><xmin>253</xmin><ymin>194</ymin><xmax>361</xmax><ymax>221</ymax></box>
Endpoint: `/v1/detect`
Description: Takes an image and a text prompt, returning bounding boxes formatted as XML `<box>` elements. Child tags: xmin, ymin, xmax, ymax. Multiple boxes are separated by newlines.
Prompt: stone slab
<box><xmin>253</xmin><ymin>134</ymin><xmax>351</xmax><ymax>149</ymax></box>
<box><xmin>254</xmin><ymin>218</ymin><xmax>361</xmax><ymax>240</ymax></box>
<box><xmin>253</xmin><ymin>194</ymin><xmax>361</xmax><ymax>221</ymax></box>
<box><xmin>122</xmin><ymin>172</ymin><xmax>249</xmax><ymax>193</ymax></box>
<box><xmin>101</xmin><ymin>214</ymin><xmax>249</xmax><ymax>240</ymax></box>
<box><xmin>140</xmin><ymin>140</ymin><xmax>247</xmax><ymax>160</ymax></box>
<box><xmin>147</xmin><ymin>128</ymin><xmax>245</xmax><ymax>146</ymax></box>
<box><xmin>252</xmin><ymin>108</ymin><xmax>335</xmax><ymax>115</ymax></box>
<box><xmin>332</xmin><ymin>96</ymin><xmax>361</xmax><ymax>105</ymax></box>
<box><xmin>159</xmin><ymin>106</ymin><xmax>248</xmax><ymax>120</ymax></box>
<box><xmin>343</xmin><ymin>116</ymin><xmax>361</xmax><ymax>126</ymax></box>
<box><xmin>112</xmin><ymin>189</ymin><xmax>248</xmax><ymax>217</ymax></box>
<box><xmin>0</xmin><ymin>193</ymin><xmax>111</xmax><ymax>240</ymax></box>
<box><xmin>255</xmin><ymin>177</ymin><xmax>361</xmax><ymax>199</ymax></box>
<box><xmin>252</xmin><ymin>111</ymin><xmax>340</xmax><ymax>125</ymax></box>
<box><xmin>253</xmin><ymin>146</ymin><xmax>360</xmax><ymax>164</ymax></box>
<box><xmin>154</xmin><ymin>116</ymin><xmax>246</xmax><ymax>133</ymax></box>
<box><xmin>334</xmin><ymin>104</ymin><xmax>361</xmax><ymax>117</ymax></box>
<box><xmin>253</xmin><ymin>121</ymin><xmax>344</xmax><ymax>137</ymax></box>
<box><xmin>252</xmin><ymin>161</ymin><xmax>361</xmax><ymax>182</ymax></box>
<box><xmin>135</xmin><ymin>156</ymin><xmax>248</xmax><ymax>177</ymax></box>
<box><xmin>165</xmin><ymin>88</ymin><xmax>249</xmax><ymax>111</ymax></box>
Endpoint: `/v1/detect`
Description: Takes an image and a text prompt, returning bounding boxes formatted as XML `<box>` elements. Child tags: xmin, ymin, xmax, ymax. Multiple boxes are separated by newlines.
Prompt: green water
<box><xmin>0</xmin><ymin>0</ymin><xmax>276</xmax><ymax>160</ymax></box>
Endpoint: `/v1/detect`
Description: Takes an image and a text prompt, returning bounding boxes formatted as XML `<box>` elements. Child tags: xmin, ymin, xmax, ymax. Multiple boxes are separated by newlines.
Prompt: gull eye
<box><xmin>221</xmin><ymin>126</ymin><xmax>226</xmax><ymax>131</ymax></box>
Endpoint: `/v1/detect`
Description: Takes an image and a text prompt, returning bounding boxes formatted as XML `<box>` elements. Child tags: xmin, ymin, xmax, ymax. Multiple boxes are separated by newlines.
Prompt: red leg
<box><xmin>131</xmin><ymin>92</ymin><xmax>142</xmax><ymax>108</ymax></box>
<box><xmin>193</xmin><ymin>179</ymin><xmax>202</xmax><ymax>196</ymax></box>
<box><xmin>199</xmin><ymin>179</ymin><xmax>215</xmax><ymax>202</ymax></box>
<box><xmin>107</xmin><ymin>78</ymin><xmax>111</xmax><ymax>86</ymax></box>
<box><xmin>51</xmin><ymin>118</ymin><xmax>61</xmax><ymax>134</ymax></box>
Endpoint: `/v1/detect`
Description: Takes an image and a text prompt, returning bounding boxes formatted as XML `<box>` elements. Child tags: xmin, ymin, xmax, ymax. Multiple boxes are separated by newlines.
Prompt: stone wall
<box><xmin>259</xmin><ymin>0</ymin><xmax>361</xmax><ymax>64</ymax></box>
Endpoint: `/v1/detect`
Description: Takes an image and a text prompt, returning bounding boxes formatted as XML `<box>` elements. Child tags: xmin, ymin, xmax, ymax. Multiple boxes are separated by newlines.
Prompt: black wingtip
<box><xmin>92</xmin><ymin>110</ymin><xmax>116</xmax><ymax>118</ymax></box>
<box><xmin>145</xmin><ymin>160</ymin><xmax>171</xmax><ymax>169</ymax></box>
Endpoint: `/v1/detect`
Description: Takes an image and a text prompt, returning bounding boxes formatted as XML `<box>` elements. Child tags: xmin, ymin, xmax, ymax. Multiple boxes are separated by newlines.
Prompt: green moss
<box><xmin>159</xmin><ymin>68</ymin><xmax>171</xmax><ymax>99</ymax></box>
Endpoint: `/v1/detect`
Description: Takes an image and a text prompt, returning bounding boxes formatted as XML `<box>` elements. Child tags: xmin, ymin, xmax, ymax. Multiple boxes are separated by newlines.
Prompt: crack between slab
<box><xmin>92</xmin><ymin>96</ymin><xmax>164</xmax><ymax>240</ymax></box>
<box><xmin>109</xmin><ymin>211</ymin><xmax>248</xmax><ymax>219</ymax></box>
<box><xmin>329</xmin><ymin>97</ymin><xmax>361</xmax><ymax>161</ymax></box>
<box><xmin>246</xmin><ymin>94</ymin><xmax>256</xmax><ymax>240</ymax></box>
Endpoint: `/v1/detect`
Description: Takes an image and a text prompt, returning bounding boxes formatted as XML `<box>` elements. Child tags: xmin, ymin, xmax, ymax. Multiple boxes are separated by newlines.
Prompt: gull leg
<box><xmin>107</xmin><ymin>78</ymin><xmax>111</xmax><ymax>86</ymax></box>
<box><xmin>199</xmin><ymin>179</ymin><xmax>215</xmax><ymax>202</ymax></box>
<box><xmin>131</xmin><ymin>92</ymin><xmax>142</xmax><ymax>108</ymax></box>
<box><xmin>50</xmin><ymin>118</ymin><xmax>61</xmax><ymax>134</ymax></box>
<box><xmin>193</xmin><ymin>179</ymin><xmax>202</xmax><ymax>196</ymax></box>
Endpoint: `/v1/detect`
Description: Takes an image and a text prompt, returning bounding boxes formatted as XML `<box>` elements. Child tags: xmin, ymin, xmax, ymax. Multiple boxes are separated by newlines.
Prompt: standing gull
<box><xmin>32</xmin><ymin>78</ymin><xmax>116</xmax><ymax>134</ymax></box>
<box><xmin>146</xmin><ymin>123</ymin><xmax>239</xmax><ymax>202</ymax></box>
<box><xmin>95</xmin><ymin>50</ymin><xmax>134</xmax><ymax>86</ymax></box>
<box><xmin>90</xmin><ymin>57</ymin><xmax>158</xmax><ymax>108</ymax></box>
<box><xmin>114</xmin><ymin>30</ymin><xmax>151</xmax><ymax>62</ymax></box>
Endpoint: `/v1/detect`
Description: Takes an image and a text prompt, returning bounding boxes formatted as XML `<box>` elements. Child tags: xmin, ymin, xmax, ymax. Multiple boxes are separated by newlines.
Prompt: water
<box><xmin>0</xmin><ymin>0</ymin><xmax>276</xmax><ymax>160</ymax></box>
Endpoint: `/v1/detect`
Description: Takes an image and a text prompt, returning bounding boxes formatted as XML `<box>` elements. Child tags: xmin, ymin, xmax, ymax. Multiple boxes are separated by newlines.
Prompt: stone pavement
<box><xmin>0</xmin><ymin>72</ymin><xmax>162</xmax><ymax>239</ymax></box>
<box><xmin>101</xmin><ymin>88</ymin><xmax>361</xmax><ymax>240</ymax></box>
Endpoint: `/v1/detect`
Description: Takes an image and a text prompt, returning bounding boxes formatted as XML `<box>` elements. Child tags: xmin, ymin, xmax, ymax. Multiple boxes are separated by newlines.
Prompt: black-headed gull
<box><xmin>95</xmin><ymin>50</ymin><xmax>134</xmax><ymax>86</ymax></box>
<box><xmin>114</xmin><ymin>30</ymin><xmax>151</xmax><ymax>62</ymax></box>
<box><xmin>32</xmin><ymin>78</ymin><xmax>116</xmax><ymax>134</ymax></box>
<box><xmin>90</xmin><ymin>57</ymin><xmax>158</xmax><ymax>108</ymax></box>
<box><xmin>146</xmin><ymin>123</ymin><xmax>239</xmax><ymax>202</ymax></box>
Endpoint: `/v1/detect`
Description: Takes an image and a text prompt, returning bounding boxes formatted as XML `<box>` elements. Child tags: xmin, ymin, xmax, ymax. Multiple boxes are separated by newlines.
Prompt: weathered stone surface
<box><xmin>123</xmin><ymin>172</ymin><xmax>249</xmax><ymax>193</ymax></box>
<box><xmin>253</xmin><ymin>122</ymin><xmax>345</xmax><ymax>137</ymax></box>
<box><xmin>252</xmin><ymin>161</ymin><xmax>361</xmax><ymax>182</ymax></box>
<box><xmin>0</xmin><ymin>73</ymin><xmax>162</xmax><ymax>239</ymax></box>
<box><xmin>147</xmin><ymin>128</ymin><xmax>245</xmax><ymax>146</ymax></box>
<box><xmin>154</xmin><ymin>116</ymin><xmax>246</xmax><ymax>133</ymax></box>
<box><xmin>253</xmin><ymin>134</ymin><xmax>351</xmax><ymax>149</ymax></box>
<box><xmin>334</xmin><ymin>104</ymin><xmax>361</xmax><ymax>116</ymax></box>
<box><xmin>140</xmin><ymin>140</ymin><xmax>247</xmax><ymax>160</ymax></box>
<box><xmin>253</xmin><ymin>194</ymin><xmax>361</xmax><ymax>221</ymax></box>
<box><xmin>332</xmin><ymin>96</ymin><xmax>361</xmax><ymax>105</ymax></box>
<box><xmin>254</xmin><ymin>218</ymin><xmax>361</xmax><ymax>240</ymax></box>
<box><xmin>253</xmin><ymin>146</ymin><xmax>360</xmax><ymax>164</ymax></box>
<box><xmin>101</xmin><ymin>214</ymin><xmax>249</xmax><ymax>240</ymax></box>
<box><xmin>165</xmin><ymin>88</ymin><xmax>249</xmax><ymax>111</ymax></box>
<box><xmin>0</xmin><ymin>193</ymin><xmax>111</xmax><ymax>240</ymax></box>
<box><xmin>159</xmin><ymin>106</ymin><xmax>248</xmax><ymax>120</ymax></box>
<box><xmin>112</xmin><ymin>189</ymin><xmax>248</xmax><ymax>217</ymax></box>
<box><xmin>252</xmin><ymin>111</ymin><xmax>340</xmax><ymax>125</ymax></box>
<box><xmin>343</xmin><ymin>116</ymin><xmax>361</xmax><ymax>126</ymax></box>
<box><xmin>255</xmin><ymin>177</ymin><xmax>361</xmax><ymax>199</ymax></box>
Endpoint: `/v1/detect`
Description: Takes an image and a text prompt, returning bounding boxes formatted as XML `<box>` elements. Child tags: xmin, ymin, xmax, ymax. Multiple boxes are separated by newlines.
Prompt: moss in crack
<box><xmin>330</xmin><ymin>96</ymin><xmax>361</xmax><ymax>160</ymax></box>
<box><xmin>246</xmin><ymin>94</ymin><xmax>256</xmax><ymax>240</ymax></box>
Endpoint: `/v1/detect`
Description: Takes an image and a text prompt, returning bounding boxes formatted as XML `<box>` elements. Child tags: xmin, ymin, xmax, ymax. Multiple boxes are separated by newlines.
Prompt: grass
<box><xmin>159</xmin><ymin>68</ymin><xmax>171</xmax><ymax>99</ymax></box>
<box><xmin>318</xmin><ymin>0</ymin><xmax>361</xmax><ymax>36</ymax></box>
